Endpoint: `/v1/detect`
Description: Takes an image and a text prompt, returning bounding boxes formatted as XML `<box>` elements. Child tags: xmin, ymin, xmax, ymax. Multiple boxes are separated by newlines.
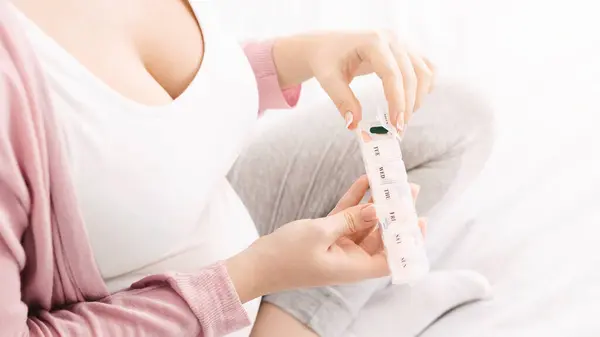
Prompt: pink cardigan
<box><xmin>0</xmin><ymin>7</ymin><xmax>300</xmax><ymax>337</ymax></box>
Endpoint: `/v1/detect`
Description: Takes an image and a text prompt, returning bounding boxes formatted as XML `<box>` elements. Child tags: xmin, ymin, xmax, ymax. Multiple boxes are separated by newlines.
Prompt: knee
<box><xmin>434</xmin><ymin>81</ymin><xmax>495</xmax><ymax>143</ymax></box>
<box><xmin>421</xmin><ymin>81</ymin><xmax>496</xmax><ymax>156</ymax></box>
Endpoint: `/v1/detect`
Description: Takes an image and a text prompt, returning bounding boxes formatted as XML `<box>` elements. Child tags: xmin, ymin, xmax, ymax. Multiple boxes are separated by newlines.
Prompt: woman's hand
<box><xmin>226</xmin><ymin>176</ymin><xmax>426</xmax><ymax>303</ymax></box>
<box><xmin>273</xmin><ymin>31</ymin><xmax>436</xmax><ymax>132</ymax></box>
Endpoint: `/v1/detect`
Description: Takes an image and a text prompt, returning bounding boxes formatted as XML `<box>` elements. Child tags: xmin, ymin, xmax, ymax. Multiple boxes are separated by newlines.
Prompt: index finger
<box><xmin>358</xmin><ymin>38</ymin><xmax>405</xmax><ymax>130</ymax></box>
<box><xmin>410</xmin><ymin>183</ymin><xmax>421</xmax><ymax>205</ymax></box>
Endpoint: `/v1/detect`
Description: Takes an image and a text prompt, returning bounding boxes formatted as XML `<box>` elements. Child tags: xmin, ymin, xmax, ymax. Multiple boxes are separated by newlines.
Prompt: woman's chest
<box><xmin>13</xmin><ymin>0</ymin><xmax>208</xmax><ymax>106</ymax></box>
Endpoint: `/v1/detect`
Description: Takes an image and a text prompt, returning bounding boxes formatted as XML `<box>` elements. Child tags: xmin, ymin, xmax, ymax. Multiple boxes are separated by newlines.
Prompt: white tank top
<box><xmin>11</xmin><ymin>2</ymin><xmax>261</xmax><ymax>335</ymax></box>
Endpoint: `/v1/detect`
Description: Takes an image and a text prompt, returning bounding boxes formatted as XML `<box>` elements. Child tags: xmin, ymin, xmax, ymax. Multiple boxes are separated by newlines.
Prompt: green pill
<box><xmin>369</xmin><ymin>126</ymin><xmax>389</xmax><ymax>135</ymax></box>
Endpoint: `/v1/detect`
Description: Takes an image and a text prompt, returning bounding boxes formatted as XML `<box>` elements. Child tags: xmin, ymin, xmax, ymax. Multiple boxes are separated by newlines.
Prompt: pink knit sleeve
<box><xmin>29</xmin><ymin>264</ymin><xmax>251</xmax><ymax>337</ymax></box>
<box><xmin>243</xmin><ymin>40</ymin><xmax>301</xmax><ymax>115</ymax></box>
<box><xmin>0</xmin><ymin>6</ymin><xmax>249</xmax><ymax>336</ymax></box>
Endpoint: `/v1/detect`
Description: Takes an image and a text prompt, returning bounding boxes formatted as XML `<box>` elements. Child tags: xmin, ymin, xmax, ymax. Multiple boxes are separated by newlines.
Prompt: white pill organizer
<box><xmin>356</xmin><ymin>116</ymin><xmax>429</xmax><ymax>285</ymax></box>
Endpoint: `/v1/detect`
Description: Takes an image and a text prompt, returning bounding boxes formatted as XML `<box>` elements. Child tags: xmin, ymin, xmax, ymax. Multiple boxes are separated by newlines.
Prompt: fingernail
<box><xmin>396</xmin><ymin>112</ymin><xmax>405</xmax><ymax>139</ymax></box>
<box><xmin>345</xmin><ymin>111</ymin><xmax>354</xmax><ymax>129</ymax></box>
<box><xmin>361</xmin><ymin>204</ymin><xmax>377</xmax><ymax>221</ymax></box>
<box><xmin>420</xmin><ymin>217</ymin><xmax>428</xmax><ymax>238</ymax></box>
<box><xmin>396</xmin><ymin>112</ymin><xmax>404</xmax><ymax>132</ymax></box>
<box><xmin>361</xmin><ymin>130</ymin><xmax>373</xmax><ymax>142</ymax></box>
<box><xmin>395</xmin><ymin>119</ymin><xmax>404</xmax><ymax>141</ymax></box>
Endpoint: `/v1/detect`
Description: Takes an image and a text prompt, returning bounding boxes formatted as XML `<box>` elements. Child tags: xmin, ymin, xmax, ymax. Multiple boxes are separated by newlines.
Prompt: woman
<box><xmin>0</xmin><ymin>1</ymin><xmax>493</xmax><ymax>336</ymax></box>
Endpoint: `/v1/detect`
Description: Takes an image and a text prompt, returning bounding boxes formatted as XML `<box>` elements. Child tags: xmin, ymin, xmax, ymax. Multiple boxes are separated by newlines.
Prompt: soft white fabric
<box><xmin>344</xmin><ymin>270</ymin><xmax>492</xmax><ymax>337</ymax></box>
<box><xmin>416</xmin><ymin>119</ymin><xmax>600</xmax><ymax>337</ymax></box>
<box><xmin>12</xmin><ymin>2</ymin><xmax>262</xmax><ymax>335</ymax></box>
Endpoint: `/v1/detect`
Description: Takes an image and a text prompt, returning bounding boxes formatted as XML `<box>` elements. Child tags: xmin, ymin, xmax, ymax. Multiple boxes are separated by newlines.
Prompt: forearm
<box><xmin>272</xmin><ymin>35</ymin><xmax>315</xmax><ymax>89</ymax></box>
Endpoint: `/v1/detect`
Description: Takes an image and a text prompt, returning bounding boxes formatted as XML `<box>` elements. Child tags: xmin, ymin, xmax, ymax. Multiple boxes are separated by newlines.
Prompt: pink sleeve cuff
<box><xmin>242</xmin><ymin>40</ymin><xmax>301</xmax><ymax>115</ymax></box>
<box><xmin>132</xmin><ymin>262</ymin><xmax>250</xmax><ymax>336</ymax></box>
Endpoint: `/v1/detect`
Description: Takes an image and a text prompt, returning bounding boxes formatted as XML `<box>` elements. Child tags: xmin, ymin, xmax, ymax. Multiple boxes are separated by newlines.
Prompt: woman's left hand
<box><xmin>273</xmin><ymin>31</ymin><xmax>436</xmax><ymax>131</ymax></box>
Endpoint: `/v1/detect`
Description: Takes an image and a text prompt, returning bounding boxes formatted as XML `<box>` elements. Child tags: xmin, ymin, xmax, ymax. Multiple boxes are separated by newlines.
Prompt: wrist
<box><xmin>272</xmin><ymin>35</ymin><xmax>314</xmax><ymax>88</ymax></box>
<box><xmin>225</xmin><ymin>247</ymin><xmax>274</xmax><ymax>303</ymax></box>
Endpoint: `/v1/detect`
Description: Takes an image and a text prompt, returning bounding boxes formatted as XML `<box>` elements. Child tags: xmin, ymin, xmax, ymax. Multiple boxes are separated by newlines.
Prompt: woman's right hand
<box><xmin>225</xmin><ymin>176</ymin><xmax>426</xmax><ymax>303</ymax></box>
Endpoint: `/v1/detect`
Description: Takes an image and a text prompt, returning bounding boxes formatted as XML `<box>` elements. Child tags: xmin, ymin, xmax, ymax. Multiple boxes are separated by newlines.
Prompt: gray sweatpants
<box><xmin>227</xmin><ymin>82</ymin><xmax>494</xmax><ymax>337</ymax></box>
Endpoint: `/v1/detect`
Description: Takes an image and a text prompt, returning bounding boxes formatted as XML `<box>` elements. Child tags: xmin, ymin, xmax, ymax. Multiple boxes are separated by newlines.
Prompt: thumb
<box><xmin>318</xmin><ymin>74</ymin><xmax>363</xmax><ymax>129</ymax></box>
<box><xmin>322</xmin><ymin>203</ymin><xmax>378</xmax><ymax>240</ymax></box>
